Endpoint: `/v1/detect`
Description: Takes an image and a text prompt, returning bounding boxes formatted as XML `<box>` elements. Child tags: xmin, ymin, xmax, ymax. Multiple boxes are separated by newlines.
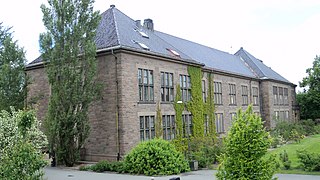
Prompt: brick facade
<box><xmin>26</xmin><ymin>50</ymin><xmax>298</xmax><ymax>161</ymax></box>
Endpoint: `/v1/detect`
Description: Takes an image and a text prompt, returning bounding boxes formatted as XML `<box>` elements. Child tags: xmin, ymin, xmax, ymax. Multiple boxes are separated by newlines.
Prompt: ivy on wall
<box><xmin>204</xmin><ymin>73</ymin><xmax>216</xmax><ymax>138</ymax></box>
<box><xmin>155</xmin><ymin>102</ymin><xmax>163</xmax><ymax>138</ymax></box>
<box><xmin>187</xmin><ymin>66</ymin><xmax>204</xmax><ymax>138</ymax></box>
<box><xmin>174</xmin><ymin>85</ymin><xmax>184</xmax><ymax>138</ymax></box>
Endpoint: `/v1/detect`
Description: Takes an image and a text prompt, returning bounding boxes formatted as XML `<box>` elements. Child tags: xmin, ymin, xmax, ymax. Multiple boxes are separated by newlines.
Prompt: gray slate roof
<box><xmin>235</xmin><ymin>48</ymin><xmax>291</xmax><ymax>83</ymax></box>
<box><xmin>29</xmin><ymin>5</ymin><xmax>292</xmax><ymax>84</ymax></box>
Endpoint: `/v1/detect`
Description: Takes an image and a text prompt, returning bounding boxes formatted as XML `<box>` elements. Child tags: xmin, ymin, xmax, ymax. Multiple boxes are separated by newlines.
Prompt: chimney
<box><xmin>110</xmin><ymin>4</ymin><xmax>115</xmax><ymax>8</ymax></box>
<box><xmin>135</xmin><ymin>20</ymin><xmax>141</xmax><ymax>28</ymax></box>
<box><xmin>143</xmin><ymin>19</ymin><xmax>154</xmax><ymax>31</ymax></box>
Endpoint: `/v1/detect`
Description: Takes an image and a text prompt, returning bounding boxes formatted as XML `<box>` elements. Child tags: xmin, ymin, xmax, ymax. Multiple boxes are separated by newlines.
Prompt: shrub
<box><xmin>188</xmin><ymin>137</ymin><xmax>224</xmax><ymax>168</ymax></box>
<box><xmin>124</xmin><ymin>138</ymin><xmax>189</xmax><ymax>176</ymax></box>
<box><xmin>216</xmin><ymin>106</ymin><xmax>278</xmax><ymax>180</ymax></box>
<box><xmin>297</xmin><ymin>150</ymin><xmax>320</xmax><ymax>171</ymax></box>
<box><xmin>279</xmin><ymin>150</ymin><xmax>291</xmax><ymax>170</ymax></box>
<box><xmin>0</xmin><ymin>109</ymin><xmax>48</xmax><ymax>179</ymax></box>
<box><xmin>0</xmin><ymin>141</ymin><xmax>47</xmax><ymax>179</ymax></box>
<box><xmin>90</xmin><ymin>160</ymin><xmax>109</xmax><ymax>172</ymax></box>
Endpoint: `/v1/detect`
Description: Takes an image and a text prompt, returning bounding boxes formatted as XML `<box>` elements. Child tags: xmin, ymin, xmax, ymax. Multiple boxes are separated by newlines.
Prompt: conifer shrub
<box><xmin>124</xmin><ymin>138</ymin><xmax>189</xmax><ymax>176</ymax></box>
<box><xmin>216</xmin><ymin>105</ymin><xmax>278</xmax><ymax>180</ymax></box>
<box><xmin>297</xmin><ymin>150</ymin><xmax>320</xmax><ymax>171</ymax></box>
<box><xmin>279</xmin><ymin>150</ymin><xmax>291</xmax><ymax>170</ymax></box>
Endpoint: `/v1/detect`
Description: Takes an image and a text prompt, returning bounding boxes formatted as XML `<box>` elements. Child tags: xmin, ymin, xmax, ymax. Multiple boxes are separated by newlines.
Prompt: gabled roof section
<box><xmin>235</xmin><ymin>47</ymin><xmax>291</xmax><ymax>83</ymax></box>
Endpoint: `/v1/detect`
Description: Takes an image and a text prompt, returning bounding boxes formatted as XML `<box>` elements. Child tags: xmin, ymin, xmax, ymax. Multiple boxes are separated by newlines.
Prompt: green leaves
<box><xmin>40</xmin><ymin>0</ymin><xmax>101</xmax><ymax>166</ymax></box>
<box><xmin>0</xmin><ymin>22</ymin><xmax>26</xmax><ymax>112</ymax></box>
<box><xmin>216</xmin><ymin>105</ymin><xmax>278</xmax><ymax>180</ymax></box>
<box><xmin>124</xmin><ymin>139</ymin><xmax>189</xmax><ymax>176</ymax></box>
<box><xmin>0</xmin><ymin>109</ymin><xmax>48</xmax><ymax>179</ymax></box>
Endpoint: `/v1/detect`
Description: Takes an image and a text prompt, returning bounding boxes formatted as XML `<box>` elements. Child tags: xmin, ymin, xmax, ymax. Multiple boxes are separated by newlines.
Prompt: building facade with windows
<box><xmin>26</xmin><ymin>5</ymin><xmax>299</xmax><ymax>161</ymax></box>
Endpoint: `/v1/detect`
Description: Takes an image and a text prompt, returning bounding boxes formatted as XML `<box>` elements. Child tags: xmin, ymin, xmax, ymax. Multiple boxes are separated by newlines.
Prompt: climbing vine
<box><xmin>204</xmin><ymin>73</ymin><xmax>216</xmax><ymax>138</ymax></box>
<box><xmin>155</xmin><ymin>102</ymin><xmax>163</xmax><ymax>138</ymax></box>
<box><xmin>187</xmin><ymin>66</ymin><xmax>204</xmax><ymax>138</ymax></box>
<box><xmin>174</xmin><ymin>85</ymin><xmax>184</xmax><ymax>138</ymax></box>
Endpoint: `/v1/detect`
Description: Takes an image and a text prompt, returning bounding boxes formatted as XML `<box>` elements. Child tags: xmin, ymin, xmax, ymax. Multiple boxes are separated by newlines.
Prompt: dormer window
<box><xmin>134</xmin><ymin>28</ymin><xmax>149</xmax><ymax>38</ymax></box>
<box><xmin>166</xmin><ymin>48</ymin><xmax>180</xmax><ymax>57</ymax></box>
<box><xmin>133</xmin><ymin>40</ymin><xmax>150</xmax><ymax>51</ymax></box>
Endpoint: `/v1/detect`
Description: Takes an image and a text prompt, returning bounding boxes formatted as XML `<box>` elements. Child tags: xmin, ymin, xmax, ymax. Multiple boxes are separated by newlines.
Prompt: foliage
<box><xmin>280</xmin><ymin>150</ymin><xmax>291</xmax><ymax>170</ymax></box>
<box><xmin>0</xmin><ymin>108</ymin><xmax>48</xmax><ymax>179</ymax></box>
<box><xmin>299</xmin><ymin>55</ymin><xmax>320</xmax><ymax>120</ymax></box>
<box><xmin>204</xmin><ymin>73</ymin><xmax>216</xmax><ymax>138</ymax></box>
<box><xmin>174</xmin><ymin>84</ymin><xmax>184</xmax><ymax>138</ymax></box>
<box><xmin>155</xmin><ymin>102</ymin><xmax>163</xmax><ymax>138</ymax></box>
<box><xmin>297</xmin><ymin>150</ymin><xmax>320</xmax><ymax>171</ymax></box>
<box><xmin>81</xmin><ymin>160</ymin><xmax>126</xmax><ymax>173</ymax></box>
<box><xmin>189</xmin><ymin>137</ymin><xmax>224</xmax><ymax>168</ymax></box>
<box><xmin>0</xmin><ymin>141</ymin><xmax>47</xmax><ymax>180</ymax></box>
<box><xmin>216</xmin><ymin>105</ymin><xmax>278</xmax><ymax>180</ymax></box>
<box><xmin>267</xmin><ymin>134</ymin><xmax>320</xmax><ymax>170</ymax></box>
<box><xmin>0</xmin><ymin>22</ymin><xmax>26</xmax><ymax>111</ymax></box>
<box><xmin>124</xmin><ymin>138</ymin><xmax>189</xmax><ymax>176</ymax></box>
<box><xmin>40</xmin><ymin>0</ymin><xmax>101</xmax><ymax>166</ymax></box>
<box><xmin>187</xmin><ymin>66</ymin><xmax>204</xmax><ymax>138</ymax></box>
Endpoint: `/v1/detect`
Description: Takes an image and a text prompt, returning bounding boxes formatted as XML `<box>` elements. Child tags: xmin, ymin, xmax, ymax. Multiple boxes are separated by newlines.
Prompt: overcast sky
<box><xmin>1</xmin><ymin>0</ymin><xmax>320</xmax><ymax>89</ymax></box>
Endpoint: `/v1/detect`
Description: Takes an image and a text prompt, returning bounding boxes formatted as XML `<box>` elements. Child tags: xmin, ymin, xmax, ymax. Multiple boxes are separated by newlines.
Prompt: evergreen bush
<box><xmin>216</xmin><ymin>105</ymin><xmax>278</xmax><ymax>180</ymax></box>
<box><xmin>279</xmin><ymin>150</ymin><xmax>291</xmax><ymax>170</ymax></box>
<box><xmin>124</xmin><ymin>138</ymin><xmax>189</xmax><ymax>176</ymax></box>
<box><xmin>297</xmin><ymin>150</ymin><xmax>320</xmax><ymax>171</ymax></box>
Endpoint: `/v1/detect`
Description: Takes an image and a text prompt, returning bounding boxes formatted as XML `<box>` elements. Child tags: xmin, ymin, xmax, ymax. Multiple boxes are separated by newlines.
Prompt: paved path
<box><xmin>44</xmin><ymin>167</ymin><xmax>320</xmax><ymax>180</ymax></box>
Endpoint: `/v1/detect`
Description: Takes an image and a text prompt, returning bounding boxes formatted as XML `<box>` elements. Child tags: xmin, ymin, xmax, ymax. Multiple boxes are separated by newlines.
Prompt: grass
<box><xmin>266</xmin><ymin>134</ymin><xmax>320</xmax><ymax>175</ymax></box>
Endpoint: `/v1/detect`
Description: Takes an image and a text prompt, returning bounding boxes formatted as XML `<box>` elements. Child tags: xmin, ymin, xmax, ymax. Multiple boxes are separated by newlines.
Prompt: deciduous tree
<box><xmin>0</xmin><ymin>22</ymin><xmax>26</xmax><ymax>111</ymax></box>
<box><xmin>40</xmin><ymin>0</ymin><xmax>101</xmax><ymax>166</ymax></box>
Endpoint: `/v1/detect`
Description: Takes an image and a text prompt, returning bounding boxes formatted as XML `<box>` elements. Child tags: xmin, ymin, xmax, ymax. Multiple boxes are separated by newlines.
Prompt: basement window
<box><xmin>133</xmin><ymin>40</ymin><xmax>150</xmax><ymax>51</ymax></box>
<box><xmin>166</xmin><ymin>48</ymin><xmax>180</xmax><ymax>57</ymax></box>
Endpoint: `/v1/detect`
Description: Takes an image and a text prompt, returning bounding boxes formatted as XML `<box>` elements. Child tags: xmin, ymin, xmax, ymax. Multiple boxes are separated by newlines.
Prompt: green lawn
<box><xmin>267</xmin><ymin>134</ymin><xmax>320</xmax><ymax>175</ymax></box>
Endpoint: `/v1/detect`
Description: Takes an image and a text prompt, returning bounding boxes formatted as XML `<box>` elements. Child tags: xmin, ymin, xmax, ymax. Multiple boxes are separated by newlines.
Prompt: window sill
<box><xmin>161</xmin><ymin>102</ymin><xmax>174</xmax><ymax>104</ymax></box>
<box><xmin>138</xmin><ymin>101</ymin><xmax>156</xmax><ymax>104</ymax></box>
<box><xmin>229</xmin><ymin>104</ymin><xmax>237</xmax><ymax>106</ymax></box>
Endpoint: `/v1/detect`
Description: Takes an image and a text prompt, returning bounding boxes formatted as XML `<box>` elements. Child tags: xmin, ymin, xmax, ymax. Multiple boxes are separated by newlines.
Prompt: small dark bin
<box><xmin>189</xmin><ymin>160</ymin><xmax>198</xmax><ymax>171</ymax></box>
<box><xmin>169</xmin><ymin>177</ymin><xmax>180</xmax><ymax>180</ymax></box>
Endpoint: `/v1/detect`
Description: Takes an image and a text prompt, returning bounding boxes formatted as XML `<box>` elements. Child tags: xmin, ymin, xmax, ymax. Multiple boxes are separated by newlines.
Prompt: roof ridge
<box><xmin>110</xmin><ymin>7</ymin><xmax>121</xmax><ymax>46</ymax></box>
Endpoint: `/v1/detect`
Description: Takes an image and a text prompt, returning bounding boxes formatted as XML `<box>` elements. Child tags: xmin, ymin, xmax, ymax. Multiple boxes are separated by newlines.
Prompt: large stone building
<box><xmin>26</xmin><ymin>5</ymin><xmax>299</xmax><ymax>161</ymax></box>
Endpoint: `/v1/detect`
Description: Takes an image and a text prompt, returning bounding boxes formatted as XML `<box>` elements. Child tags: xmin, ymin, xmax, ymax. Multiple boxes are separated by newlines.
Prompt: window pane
<box><xmin>139</xmin><ymin>86</ymin><xmax>143</xmax><ymax>101</ymax></box>
<box><xmin>150</xmin><ymin>87</ymin><xmax>154</xmax><ymax>101</ymax></box>
<box><xmin>161</xmin><ymin>88</ymin><xmax>165</xmax><ymax>101</ymax></box>
<box><xmin>150</xmin><ymin>116</ymin><xmax>155</xmax><ymax>128</ymax></box>
<box><xmin>183</xmin><ymin>76</ymin><xmax>186</xmax><ymax>88</ymax></box>
<box><xmin>149</xmin><ymin>70</ymin><xmax>153</xmax><ymax>85</ymax></box>
<box><xmin>144</xmin><ymin>86</ymin><xmax>148</xmax><ymax>101</ymax></box>
<box><xmin>165</xmin><ymin>88</ymin><xmax>169</xmax><ymax>101</ymax></box>
<box><xmin>143</xmin><ymin>70</ymin><xmax>148</xmax><ymax>84</ymax></box>
<box><xmin>140</xmin><ymin>131</ymin><xmax>144</xmax><ymax>141</ymax></box>
<box><xmin>165</xmin><ymin>73</ymin><xmax>168</xmax><ymax>86</ymax></box>
<box><xmin>161</xmin><ymin>72</ymin><xmax>164</xmax><ymax>86</ymax></box>
<box><xmin>140</xmin><ymin>116</ymin><xmax>144</xmax><ymax>129</ymax></box>
<box><xmin>145</xmin><ymin>116</ymin><xmax>149</xmax><ymax>129</ymax></box>
<box><xmin>138</xmin><ymin>69</ymin><xmax>142</xmax><ymax>84</ymax></box>
<box><xmin>187</xmin><ymin>76</ymin><xmax>191</xmax><ymax>88</ymax></box>
<box><xmin>169</xmin><ymin>88</ymin><xmax>174</xmax><ymax>102</ymax></box>
<box><xmin>169</xmin><ymin>73</ymin><xmax>173</xmax><ymax>87</ymax></box>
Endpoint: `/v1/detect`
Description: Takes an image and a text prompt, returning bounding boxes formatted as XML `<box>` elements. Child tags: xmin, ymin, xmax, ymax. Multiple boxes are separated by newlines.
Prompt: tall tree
<box><xmin>0</xmin><ymin>22</ymin><xmax>26</xmax><ymax>111</ymax></box>
<box><xmin>299</xmin><ymin>56</ymin><xmax>320</xmax><ymax>120</ymax></box>
<box><xmin>40</xmin><ymin>0</ymin><xmax>101</xmax><ymax>166</ymax></box>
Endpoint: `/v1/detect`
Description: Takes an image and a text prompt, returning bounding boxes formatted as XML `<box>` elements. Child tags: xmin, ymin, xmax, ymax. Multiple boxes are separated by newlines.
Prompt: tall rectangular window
<box><xmin>285</xmin><ymin>111</ymin><xmax>289</xmax><ymax>120</ymax></box>
<box><xmin>202</xmin><ymin>80</ymin><xmax>207</xmax><ymax>102</ymax></box>
<box><xmin>279</xmin><ymin>87</ymin><xmax>284</xmax><ymax>105</ymax></box>
<box><xmin>214</xmin><ymin>82</ymin><xmax>222</xmax><ymax>105</ymax></box>
<box><xmin>139</xmin><ymin>116</ymin><xmax>155</xmax><ymax>141</ymax></box>
<box><xmin>138</xmin><ymin>68</ymin><xmax>154</xmax><ymax>102</ymax></box>
<box><xmin>273</xmin><ymin>86</ymin><xmax>278</xmax><ymax>105</ymax></box>
<box><xmin>229</xmin><ymin>84</ymin><xmax>236</xmax><ymax>105</ymax></box>
<box><xmin>180</xmin><ymin>75</ymin><xmax>191</xmax><ymax>102</ymax></box>
<box><xmin>162</xmin><ymin>115</ymin><xmax>175</xmax><ymax>140</ymax></box>
<box><xmin>252</xmin><ymin>87</ymin><xmax>259</xmax><ymax>105</ymax></box>
<box><xmin>204</xmin><ymin>114</ymin><xmax>209</xmax><ymax>135</ymax></box>
<box><xmin>215</xmin><ymin>113</ymin><xmax>224</xmax><ymax>133</ymax></box>
<box><xmin>241</xmin><ymin>85</ymin><xmax>248</xmax><ymax>105</ymax></box>
<box><xmin>182</xmin><ymin>114</ymin><xmax>192</xmax><ymax>137</ymax></box>
<box><xmin>161</xmin><ymin>72</ymin><xmax>174</xmax><ymax>102</ymax></box>
<box><xmin>284</xmin><ymin>88</ymin><xmax>289</xmax><ymax>105</ymax></box>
